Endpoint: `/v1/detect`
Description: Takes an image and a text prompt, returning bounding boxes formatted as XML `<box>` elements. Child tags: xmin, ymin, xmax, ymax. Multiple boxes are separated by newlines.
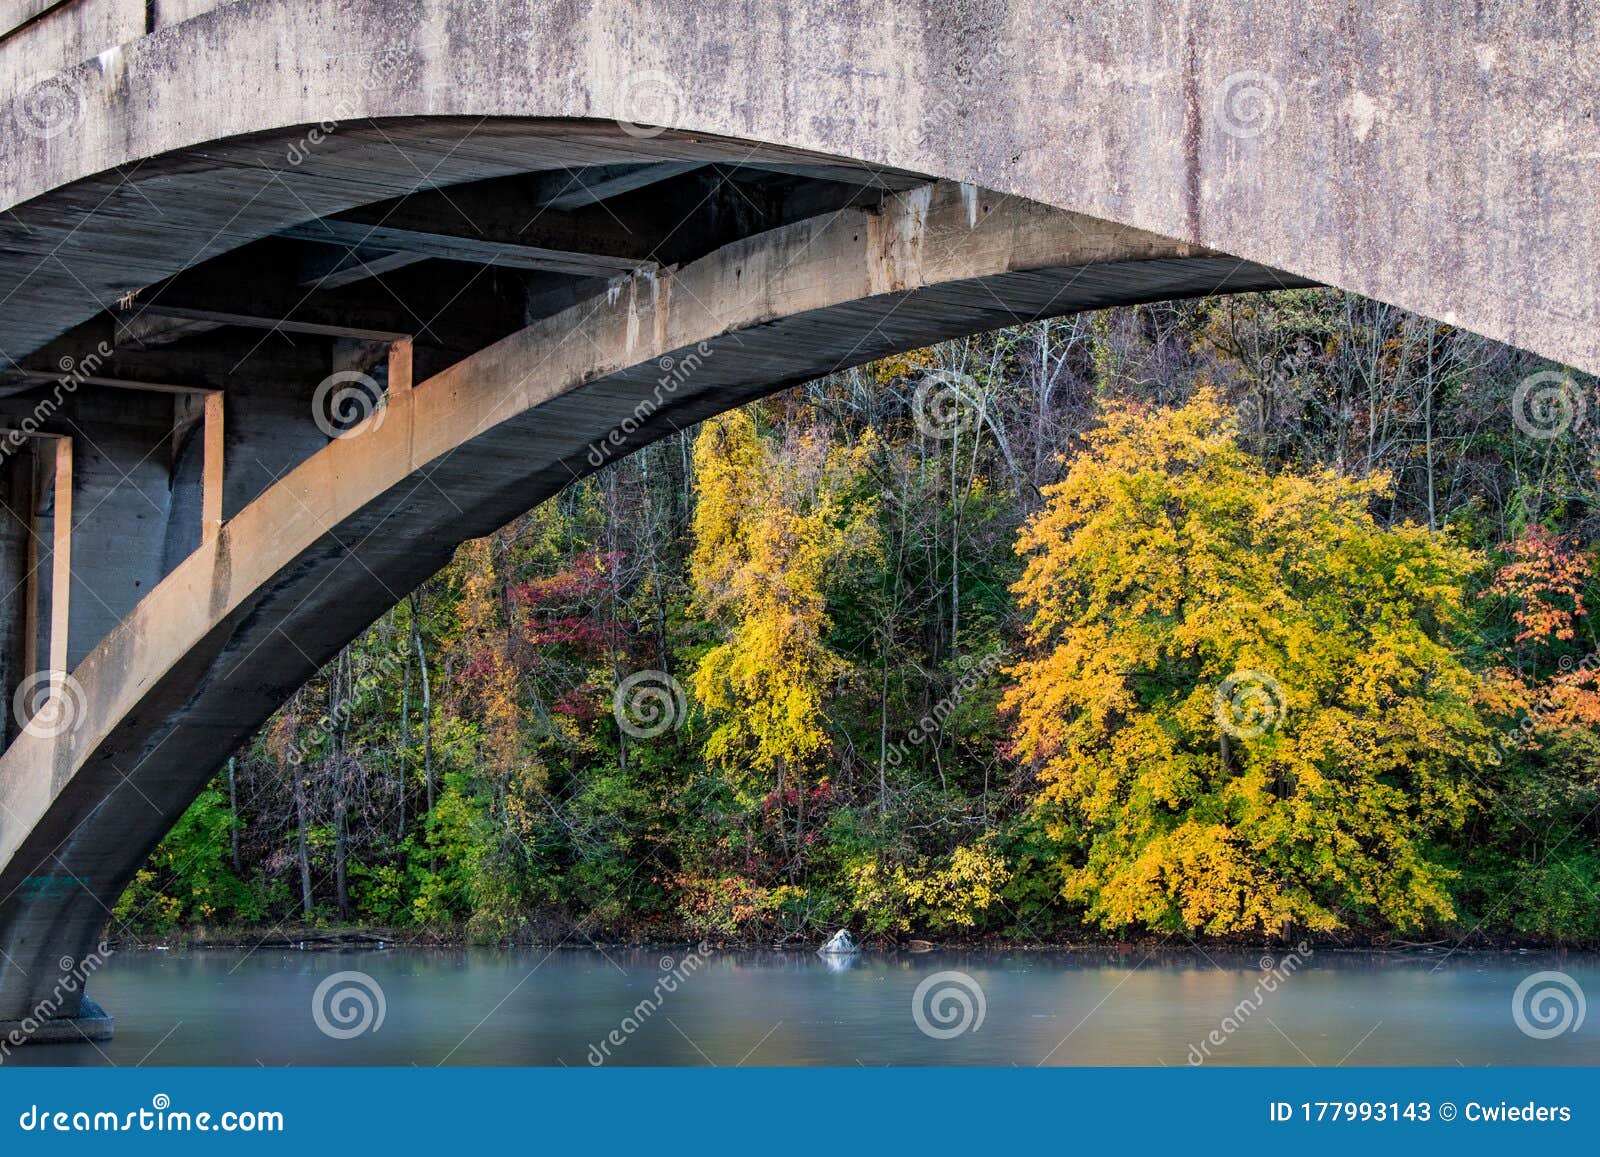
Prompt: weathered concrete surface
<box><xmin>0</xmin><ymin>997</ymin><xmax>113</xmax><ymax>1046</ymax></box>
<box><xmin>0</xmin><ymin>183</ymin><xmax>1303</xmax><ymax>1022</ymax></box>
<box><xmin>0</xmin><ymin>0</ymin><xmax>1596</xmax><ymax>372</ymax></box>
<box><xmin>0</xmin><ymin>0</ymin><xmax>143</xmax><ymax>105</ymax></box>
<box><xmin>0</xmin><ymin>389</ymin><xmax>177</xmax><ymax>670</ymax></box>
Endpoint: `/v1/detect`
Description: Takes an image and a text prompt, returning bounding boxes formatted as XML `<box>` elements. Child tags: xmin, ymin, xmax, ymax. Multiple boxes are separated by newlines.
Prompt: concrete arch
<box><xmin>0</xmin><ymin>179</ymin><xmax>1298</xmax><ymax>1027</ymax></box>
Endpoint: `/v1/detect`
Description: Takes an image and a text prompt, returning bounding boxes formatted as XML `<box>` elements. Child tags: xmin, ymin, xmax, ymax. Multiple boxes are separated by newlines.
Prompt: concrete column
<box><xmin>17</xmin><ymin>435</ymin><xmax>70</xmax><ymax>708</ymax></box>
<box><xmin>47</xmin><ymin>436</ymin><xmax>70</xmax><ymax>679</ymax></box>
<box><xmin>202</xmin><ymin>391</ymin><xmax>223</xmax><ymax>544</ymax></box>
<box><xmin>0</xmin><ymin>449</ymin><xmax>34</xmax><ymax>745</ymax></box>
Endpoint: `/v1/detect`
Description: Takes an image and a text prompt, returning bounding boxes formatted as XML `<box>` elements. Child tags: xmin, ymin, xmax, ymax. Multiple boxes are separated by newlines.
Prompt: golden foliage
<box><xmin>689</xmin><ymin>410</ymin><xmax>878</xmax><ymax>791</ymax></box>
<box><xmin>846</xmin><ymin>842</ymin><xmax>1012</xmax><ymax>932</ymax></box>
<box><xmin>1003</xmin><ymin>390</ymin><xmax>1494</xmax><ymax>934</ymax></box>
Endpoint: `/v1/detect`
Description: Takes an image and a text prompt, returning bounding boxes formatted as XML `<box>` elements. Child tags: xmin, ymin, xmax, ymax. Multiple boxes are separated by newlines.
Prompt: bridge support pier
<box><xmin>0</xmin><ymin>997</ymin><xmax>113</xmax><ymax>1049</ymax></box>
<box><xmin>0</xmin><ymin>900</ymin><xmax>120</xmax><ymax>1045</ymax></box>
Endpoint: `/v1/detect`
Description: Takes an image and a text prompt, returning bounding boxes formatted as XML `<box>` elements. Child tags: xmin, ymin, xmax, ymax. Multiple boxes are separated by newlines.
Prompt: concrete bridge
<box><xmin>0</xmin><ymin>0</ymin><xmax>1593</xmax><ymax>1041</ymax></box>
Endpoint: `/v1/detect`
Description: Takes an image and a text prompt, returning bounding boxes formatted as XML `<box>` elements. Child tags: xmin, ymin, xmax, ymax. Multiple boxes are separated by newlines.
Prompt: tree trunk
<box><xmin>1423</xmin><ymin>334</ymin><xmax>1438</xmax><ymax>531</ymax></box>
<box><xmin>949</xmin><ymin>427</ymin><xmax>960</xmax><ymax>660</ymax></box>
<box><xmin>227</xmin><ymin>755</ymin><xmax>241</xmax><ymax>874</ymax></box>
<box><xmin>878</xmin><ymin>637</ymin><xmax>890</xmax><ymax>817</ymax></box>
<box><xmin>412</xmin><ymin>590</ymin><xmax>434</xmax><ymax>869</ymax></box>
<box><xmin>293</xmin><ymin>770</ymin><xmax>313</xmax><ymax>917</ymax></box>
<box><xmin>334</xmin><ymin>807</ymin><xmax>350</xmax><ymax>919</ymax></box>
<box><xmin>399</xmin><ymin>611</ymin><xmax>413</xmax><ymax>842</ymax></box>
<box><xmin>331</xmin><ymin>653</ymin><xmax>350</xmax><ymax>920</ymax></box>
<box><xmin>606</xmin><ymin>469</ymin><xmax>628</xmax><ymax>773</ymax></box>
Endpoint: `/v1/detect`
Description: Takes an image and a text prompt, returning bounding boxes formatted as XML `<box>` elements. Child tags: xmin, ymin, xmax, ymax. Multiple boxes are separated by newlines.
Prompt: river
<box><xmin>4</xmin><ymin>946</ymin><xmax>1596</xmax><ymax>1066</ymax></box>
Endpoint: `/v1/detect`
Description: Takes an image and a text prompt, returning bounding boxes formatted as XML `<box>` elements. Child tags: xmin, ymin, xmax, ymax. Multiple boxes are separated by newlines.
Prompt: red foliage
<box><xmin>551</xmin><ymin>687</ymin><xmax>604</xmax><ymax>720</ymax></box>
<box><xmin>1486</xmin><ymin>526</ymin><xmax>1591</xmax><ymax>645</ymax></box>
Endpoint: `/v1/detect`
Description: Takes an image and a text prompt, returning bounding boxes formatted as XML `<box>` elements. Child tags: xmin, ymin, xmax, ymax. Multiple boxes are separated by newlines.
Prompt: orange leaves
<box><xmin>1486</xmin><ymin>525</ymin><xmax>1591</xmax><ymax>645</ymax></box>
<box><xmin>445</xmin><ymin>535</ymin><xmax>545</xmax><ymax>796</ymax></box>
<box><xmin>1541</xmin><ymin>664</ymin><xmax>1600</xmax><ymax>731</ymax></box>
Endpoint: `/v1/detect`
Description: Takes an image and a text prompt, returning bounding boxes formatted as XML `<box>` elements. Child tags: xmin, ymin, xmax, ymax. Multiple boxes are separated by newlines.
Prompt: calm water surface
<box><xmin>7</xmin><ymin>947</ymin><xmax>1597</xmax><ymax>1067</ymax></box>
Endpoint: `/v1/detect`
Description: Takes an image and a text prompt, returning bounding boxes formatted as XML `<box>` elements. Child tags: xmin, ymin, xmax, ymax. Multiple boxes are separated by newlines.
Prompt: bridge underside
<box><xmin>0</xmin><ymin>117</ymin><xmax>1314</xmax><ymax>1034</ymax></box>
<box><xmin>0</xmin><ymin>0</ymin><xmax>1590</xmax><ymax>1046</ymax></box>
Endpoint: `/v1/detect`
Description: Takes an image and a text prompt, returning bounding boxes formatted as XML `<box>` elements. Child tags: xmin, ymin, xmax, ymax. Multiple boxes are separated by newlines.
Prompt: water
<box><xmin>6</xmin><ymin>946</ymin><xmax>1597</xmax><ymax>1066</ymax></box>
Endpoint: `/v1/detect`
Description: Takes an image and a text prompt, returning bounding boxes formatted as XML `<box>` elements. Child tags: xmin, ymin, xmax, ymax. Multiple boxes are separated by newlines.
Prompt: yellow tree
<box><xmin>690</xmin><ymin>409</ymin><xmax>877</xmax><ymax>802</ymax></box>
<box><xmin>448</xmin><ymin>536</ymin><xmax>544</xmax><ymax>802</ymax></box>
<box><xmin>1003</xmin><ymin>390</ymin><xmax>1495</xmax><ymax>935</ymax></box>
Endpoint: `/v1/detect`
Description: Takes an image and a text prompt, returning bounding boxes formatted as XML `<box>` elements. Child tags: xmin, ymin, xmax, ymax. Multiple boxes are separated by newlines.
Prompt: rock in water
<box><xmin>818</xmin><ymin>929</ymin><xmax>860</xmax><ymax>956</ymax></box>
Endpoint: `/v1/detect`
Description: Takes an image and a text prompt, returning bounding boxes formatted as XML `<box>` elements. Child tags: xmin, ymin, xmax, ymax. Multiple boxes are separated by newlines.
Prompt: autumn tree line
<box><xmin>115</xmin><ymin>289</ymin><xmax>1600</xmax><ymax>945</ymax></box>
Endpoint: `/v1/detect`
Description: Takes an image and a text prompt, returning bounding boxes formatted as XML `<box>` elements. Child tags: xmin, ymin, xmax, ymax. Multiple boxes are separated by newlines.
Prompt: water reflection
<box><xmin>3</xmin><ymin>946</ymin><xmax>1596</xmax><ymax>1067</ymax></box>
<box><xmin>819</xmin><ymin>951</ymin><xmax>860</xmax><ymax>974</ymax></box>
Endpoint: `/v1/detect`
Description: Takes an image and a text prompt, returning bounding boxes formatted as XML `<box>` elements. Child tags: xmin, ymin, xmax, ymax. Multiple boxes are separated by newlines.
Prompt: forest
<box><xmin>112</xmin><ymin>288</ymin><xmax>1600</xmax><ymax>947</ymax></box>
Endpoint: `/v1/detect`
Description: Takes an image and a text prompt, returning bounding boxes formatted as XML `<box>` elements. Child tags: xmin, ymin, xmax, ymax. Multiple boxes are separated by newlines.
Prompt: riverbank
<box><xmin>110</xmin><ymin>922</ymin><xmax>1598</xmax><ymax>955</ymax></box>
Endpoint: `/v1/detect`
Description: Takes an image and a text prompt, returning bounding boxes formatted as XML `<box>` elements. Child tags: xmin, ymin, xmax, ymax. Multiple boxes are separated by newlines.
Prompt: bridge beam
<box><xmin>278</xmin><ymin>218</ymin><xmax>657</xmax><ymax>278</ymax></box>
<box><xmin>528</xmin><ymin>161</ymin><xmax>706</xmax><ymax>210</ymax></box>
<box><xmin>297</xmin><ymin>246</ymin><xmax>430</xmax><ymax>291</ymax></box>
